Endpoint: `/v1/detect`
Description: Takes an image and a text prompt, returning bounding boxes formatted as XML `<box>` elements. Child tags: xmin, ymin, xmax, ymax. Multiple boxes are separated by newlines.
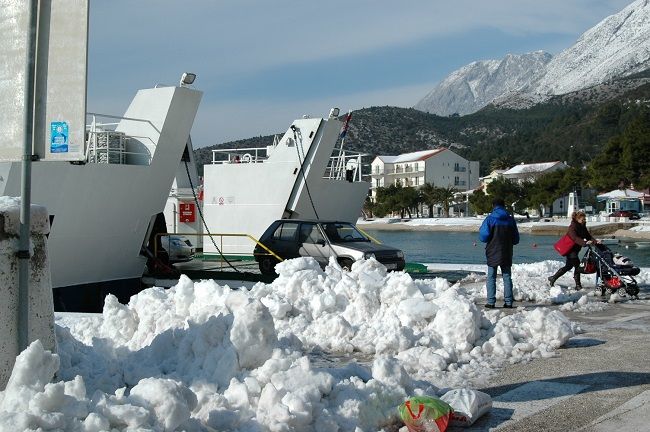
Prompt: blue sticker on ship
<box><xmin>51</xmin><ymin>121</ymin><xmax>69</xmax><ymax>153</ymax></box>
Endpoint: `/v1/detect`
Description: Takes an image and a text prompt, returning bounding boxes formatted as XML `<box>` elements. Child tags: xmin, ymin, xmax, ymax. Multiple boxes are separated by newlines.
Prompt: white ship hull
<box><xmin>0</xmin><ymin>86</ymin><xmax>202</xmax><ymax>309</ymax></box>
<box><xmin>202</xmin><ymin>114</ymin><xmax>370</xmax><ymax>256</ymax></box>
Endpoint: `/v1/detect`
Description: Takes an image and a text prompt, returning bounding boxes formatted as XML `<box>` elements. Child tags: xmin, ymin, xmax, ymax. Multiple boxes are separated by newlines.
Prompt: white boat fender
<box><xmin>440</xmin><ymin>388</ymin><xmax>492</xmax><ymax>427</ymax></box>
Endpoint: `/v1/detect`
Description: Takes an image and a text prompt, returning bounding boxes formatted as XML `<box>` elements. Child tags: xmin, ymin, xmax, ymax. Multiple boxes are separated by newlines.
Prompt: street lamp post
<box><xmin>18</xmin><ymin>0</ymin><xmax>39</xmax><ymax>352</ymax></box>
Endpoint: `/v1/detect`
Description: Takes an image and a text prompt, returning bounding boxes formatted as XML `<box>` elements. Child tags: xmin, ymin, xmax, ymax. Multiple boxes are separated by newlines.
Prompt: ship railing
<box><xmin>211</xmin><ymin>147</ymin><xmax>270</xmax><ymax>164</ymax></box>
<box><xmin>324</xmin><ymin>148</ymin><xmax>367</xmax><ymax>181</ymax></box>
<box><xmin>153</xmin><ymin>232</ymin><xmax>283</xmax><ymax>270</ymax></box>
<box><xmin>85</xmin><ymin>113</ymin><xmax>159</xmax><ymax>165</ymax></box>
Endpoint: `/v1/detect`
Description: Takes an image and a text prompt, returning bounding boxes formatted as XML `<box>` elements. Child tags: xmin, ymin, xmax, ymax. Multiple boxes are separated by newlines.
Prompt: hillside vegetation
<box><xmin>195</xmin><ymin>74</ymin><xmax>650</xmax><ymax>181</ymax></box>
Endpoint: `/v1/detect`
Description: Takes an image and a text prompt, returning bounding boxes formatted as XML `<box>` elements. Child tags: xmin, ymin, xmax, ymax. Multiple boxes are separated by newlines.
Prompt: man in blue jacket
<box><xmin>479</xmin><ymin>198</ymin><xmax>520</xmax><ymax>309</ymax></box>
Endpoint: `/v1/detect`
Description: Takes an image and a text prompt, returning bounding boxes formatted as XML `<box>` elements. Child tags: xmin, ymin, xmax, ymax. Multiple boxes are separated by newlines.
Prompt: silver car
<box><xmin>254</xmin><ymin>219</ymin><xmax>405</xmax><ymax>275</ymax></box>
<box><xmin>160</xmin><ymin>235</ymin><xmax>195</xmax><ymax>262</ymax></box>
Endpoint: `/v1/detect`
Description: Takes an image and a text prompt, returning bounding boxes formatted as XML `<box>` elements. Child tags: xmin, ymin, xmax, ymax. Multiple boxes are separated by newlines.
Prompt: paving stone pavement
<box><xmin>456</xmin><ymin>290</ymin><xmax>650</xmax><ymax>431</ymax></box>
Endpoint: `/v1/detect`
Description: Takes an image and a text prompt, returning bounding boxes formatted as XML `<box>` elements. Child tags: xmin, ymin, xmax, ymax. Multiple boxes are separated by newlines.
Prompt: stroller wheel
<box><xmin>617</xmin><ymin>288</ymin><xmax>627</xmax><ymax>296</ymax></box>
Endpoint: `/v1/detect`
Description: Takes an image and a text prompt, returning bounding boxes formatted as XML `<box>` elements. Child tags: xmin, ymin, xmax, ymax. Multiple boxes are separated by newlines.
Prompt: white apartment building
<box><xmin>370</xmin><ymin>148</ymin><xmax>480</xmax><ymax>200</ymax></box>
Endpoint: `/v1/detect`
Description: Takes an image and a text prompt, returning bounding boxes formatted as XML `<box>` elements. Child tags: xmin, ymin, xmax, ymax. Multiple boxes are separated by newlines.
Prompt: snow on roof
<box><xmin>597</xmin><ymin>189</ymin><xmax>646</xmax><ymax>199</ymax></box>
<box><xmin>502</xmin><ymin>161</ymin><xmax>564</xmax><ymax>175</ymax></box>
<box><xmin>377</xmin><ymin>148</ymin><xmax>445</xmax><ymax>164</ymax></box>
<box><xmin>479</xmin><ymin>170</ymin><xmax>505</xmax><ymax>179</ymax></box>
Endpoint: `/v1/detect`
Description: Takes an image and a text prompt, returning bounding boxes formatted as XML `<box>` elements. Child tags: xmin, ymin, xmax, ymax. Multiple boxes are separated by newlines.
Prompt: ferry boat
<box><xmin>196</xmin><ymin>110</ymin><xmax>371</xmax><ymax>258</ymax></box>
<box><xmin>0</xmin><ymin>84</ymin><xmax>202</xmax><ymax>311</ymax></box>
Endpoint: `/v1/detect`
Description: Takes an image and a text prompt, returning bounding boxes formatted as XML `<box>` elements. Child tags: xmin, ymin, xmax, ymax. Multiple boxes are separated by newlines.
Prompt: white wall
<box><xmin>424</xmin><ymin>150</ymin><xmax>474</xmax><ymax>190</ymax></box>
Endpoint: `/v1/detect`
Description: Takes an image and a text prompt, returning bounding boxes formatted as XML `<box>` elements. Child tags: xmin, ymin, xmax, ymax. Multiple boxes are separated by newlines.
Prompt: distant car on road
<box><xmin>254</xmin><ymin>219</ymin><xmax>405</xmax><ymax>275</ymax></box>
<box><xmin>160</xmin><ymin>235</ymin><xmax>195</xmax><ymax>262</ymax></box>
<box><xmin>609</xmin><ymin>210</ymin><xmax>641</xmax><ymax>220</ymax></box>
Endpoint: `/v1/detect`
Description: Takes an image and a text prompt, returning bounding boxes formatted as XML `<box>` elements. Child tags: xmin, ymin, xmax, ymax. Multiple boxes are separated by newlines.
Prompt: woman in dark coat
<box><xmin>548</xmin><ymin>210</ymin><xmax>598</xmax><ymax>289</ymax></box>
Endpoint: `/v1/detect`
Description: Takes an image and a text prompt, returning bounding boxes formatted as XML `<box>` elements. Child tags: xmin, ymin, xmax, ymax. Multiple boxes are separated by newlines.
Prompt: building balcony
<box><xmin>391</xmin><ymin>168</ymin><xmax>423</xmax><ymax>175</ymax></box>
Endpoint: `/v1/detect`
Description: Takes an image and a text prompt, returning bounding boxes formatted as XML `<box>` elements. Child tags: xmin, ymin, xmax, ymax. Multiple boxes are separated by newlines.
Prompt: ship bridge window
<box><xmin>309</xmin><ymin>131</ymin><xmax>314</xmax><ymax>138</ymax></box>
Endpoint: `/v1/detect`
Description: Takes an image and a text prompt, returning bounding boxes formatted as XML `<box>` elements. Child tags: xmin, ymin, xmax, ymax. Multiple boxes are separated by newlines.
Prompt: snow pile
<box><xmin>560</xmin><ymin>294</ymin><xmax>610</xmax><ymax>314</ymax></box>
<box><xmin>458</xmin><ymin>260</ymin><xmax>586</xmax><ymax>304</ymax></box>
<box><xmin>1</xmin><ymin>258</ymin><xmax>579</xmax><ymax>431</ymax></box>
<box><xmin>456</xmin><ymin>259</ymin><xmax>650</xmax><ymax>305</ymax></box>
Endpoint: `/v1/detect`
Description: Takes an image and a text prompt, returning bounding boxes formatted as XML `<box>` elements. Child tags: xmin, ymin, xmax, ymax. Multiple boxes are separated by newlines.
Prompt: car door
<box><xmin>298</xmin><ymin>222</ymin><xmax>333</xmax><ymax>266</ymax></box>
<box><xmin>267</xmin><ymin>221</ymin><xmax>300</xmax><ymax>259</ymax></box>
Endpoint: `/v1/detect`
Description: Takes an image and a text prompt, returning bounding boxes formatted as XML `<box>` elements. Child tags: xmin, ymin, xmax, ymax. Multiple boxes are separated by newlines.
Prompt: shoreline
<box><xmin>357</xmin><ymin>220</ymin><xmax>650</xmax><ymax>241</ymax></box>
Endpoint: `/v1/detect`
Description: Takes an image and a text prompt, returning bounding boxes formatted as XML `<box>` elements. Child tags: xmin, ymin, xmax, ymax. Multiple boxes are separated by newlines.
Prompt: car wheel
<box><xmin>338</xmin><ymin>258</ymin><xmax>354</xmax><ymax>271</ymax></box>
<box><xmin>259</xmin><ymin>256</ymin><xmax>278</xmax><ymax>275</ymax></box>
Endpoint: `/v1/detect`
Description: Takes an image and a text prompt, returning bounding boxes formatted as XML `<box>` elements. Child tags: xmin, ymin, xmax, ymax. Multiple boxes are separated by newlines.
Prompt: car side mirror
<box><xmin>316</xmin><ymin>239</ymin><xmax>326</xmax><ymax>246</ymax></box>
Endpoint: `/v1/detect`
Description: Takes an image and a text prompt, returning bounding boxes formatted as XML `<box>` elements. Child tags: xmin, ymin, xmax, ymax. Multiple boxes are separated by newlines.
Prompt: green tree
<box><xmin>618</xmin><ymin>113</ymin><xmax>650</xmax><ymax>189</ymax></box>
<box><xmin>362</xmin><ymin>195</ymin><xmax>378</xmax><ymax>218</ymax></box>
<box><xmin>374</xmin><ymin>182</ymin><xmax>420</xmax><ymax>218</ymax></box>
<box><xmin>489</xmin><ymin>156</ymin><xmax>514</xmax><ymax>172</ymax></box>
<box><xmin>436</xmin><ymin>185</ymin><xmax>458</xmax><ymax>217</ymax></box>
<box><xmin>468</xmin><ymin>188</ymin><xmax>492</xmax><ymax>215</ymax></box>
<box><xmin>588</xmin><ymin>136</ymin><xmax>627</xmax><ymax>190</ymax></box>
<box><xmin>587</xmin><ymin>111</ymin><xmax>650</xmax><ymax>190</ymax></box>
<box><xmin>419</xmin><ymin>183</ymin><xmax>437</xmax><ymax>216</ymax></box>
<box><xmin>527</xmin><ymin>171</ymin><xmax>563</xmax><ymax>216</ymax></box>
<box><xmin>417</xmin><ymin>183</ymin><xmax>458</xmax><ymax>217</ymax></box>
<box><xmin>485</xmin><ymin>178</ymin><xmax>527</xmax><ymax>213</ymax></box>
<box><xmin>396</xmin><ymin>185</ymin><xmax>420</xmax><ymax>218</ymax></box>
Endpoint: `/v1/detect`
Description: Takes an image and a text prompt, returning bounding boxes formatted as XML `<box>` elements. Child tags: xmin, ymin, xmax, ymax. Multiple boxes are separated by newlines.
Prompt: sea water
<box><xmin>363</xmin><ymin>230</ymin><xmax>650</xmax><ymax>267</ymax></box>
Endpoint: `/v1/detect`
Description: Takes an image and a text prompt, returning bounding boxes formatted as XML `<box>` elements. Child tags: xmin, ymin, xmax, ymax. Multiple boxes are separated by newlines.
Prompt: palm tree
<box><xmin>419</xmin><ymin>183</ymin><xmax>437</xmax><ymax>216</ymax></box>
<box><xmin>490</xmin><ymin>156</ymin><xmax>513</xmax><ymax>172</ymax></box>
<box><xmin>436</xmin><ymin>185</ymin><xmax>458</xmax><ymax>217</ymax></box>
<box><xmin>419</xmin><ymin>183</ymin><xmax>458</xmax><ymax>217</ymax></box>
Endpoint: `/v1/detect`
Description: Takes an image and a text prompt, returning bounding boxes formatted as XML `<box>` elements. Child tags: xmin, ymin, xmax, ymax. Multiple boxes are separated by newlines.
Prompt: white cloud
<box><xmin>88</xmin><ymin>0</ymin><xmax>636</xmax><ymax>145</ymax></box>
<box><xmin>90</xmin><ymin>0</ymin><xmax>633</xmax><ymax>76</ymax></box>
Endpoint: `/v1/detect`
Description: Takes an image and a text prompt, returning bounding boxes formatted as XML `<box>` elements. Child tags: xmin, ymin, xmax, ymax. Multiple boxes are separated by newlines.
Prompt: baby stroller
<box><xmin>581</xmin><ymin>244</ymin><xmax>640</xmax><ymax>298</ymax></box>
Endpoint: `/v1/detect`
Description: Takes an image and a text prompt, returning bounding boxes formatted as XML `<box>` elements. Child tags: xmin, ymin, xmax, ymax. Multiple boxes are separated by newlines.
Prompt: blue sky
<box><xmin>86</xmin><ymin>0</ymin><xmax>633</xmax><ymax>148</ymax></box>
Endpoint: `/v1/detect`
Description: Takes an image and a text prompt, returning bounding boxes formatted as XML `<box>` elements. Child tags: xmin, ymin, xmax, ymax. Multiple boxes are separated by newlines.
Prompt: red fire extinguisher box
<box><xmin>179</xmin><ymin>202</ymin><xmax>196</xmax><ymax>223</ymax></box>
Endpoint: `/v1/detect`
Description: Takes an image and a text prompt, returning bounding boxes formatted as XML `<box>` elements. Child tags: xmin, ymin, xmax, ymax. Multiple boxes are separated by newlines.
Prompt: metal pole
<box><xmin>18</xmin><ymin>0</ymin><xmax>39</xmax><ymax>352</ymax></box>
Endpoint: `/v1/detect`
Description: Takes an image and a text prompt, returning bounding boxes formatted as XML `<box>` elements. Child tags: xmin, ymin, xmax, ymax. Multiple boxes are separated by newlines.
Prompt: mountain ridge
<box><xmin>195</xmin><ymin>74</ymin><xmax>650</xmax><ymax>178</ymax></box>
<box><xmin>415</xmin><ymin>0</ymin><xmax>650</xmax><ymax>115</ymax></box>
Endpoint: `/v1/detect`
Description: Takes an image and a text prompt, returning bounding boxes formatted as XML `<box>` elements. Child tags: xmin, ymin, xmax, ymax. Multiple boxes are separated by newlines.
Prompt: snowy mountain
<box><xmin>414</xmin><ymin>52</ymin><xmax>552</xmax><ymax>116</ymax></box>
<box><xmin>416</xmin><ymin>0</ymin><xmax>650</xmax><ymax>116</ymax></box>
<box><xmin>536</xmin><ymin>0</ymin><xmax>650</xmax><ymax>96</ymax></box>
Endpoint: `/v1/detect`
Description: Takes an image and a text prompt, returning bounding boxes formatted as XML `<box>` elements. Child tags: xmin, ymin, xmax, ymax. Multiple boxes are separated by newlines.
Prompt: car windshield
<box><xmin>321</xmin><ymin>222</ymin><xmax>369</xmax><ymax>243</ymax></box>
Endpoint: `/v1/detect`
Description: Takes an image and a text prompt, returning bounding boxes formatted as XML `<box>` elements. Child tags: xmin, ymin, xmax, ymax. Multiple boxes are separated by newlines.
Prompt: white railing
<box><xmin>211</xmin><ymin>147</ymin><xmax>270</xmax><ymax>164</ymax></box>
<box><xmin>213</xmin><ymin>142</ymin><xmax>367</xmax><ymax>182</ymax></box>
<box><xmin>85</xmin><ymin>113</ymin><xmax>158</xmax><ymax>165</ymax></box>
<box><xmin>324</xmin><ymin>148</ymin><xmax>366</xmax><ymax>182</ymax></box>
